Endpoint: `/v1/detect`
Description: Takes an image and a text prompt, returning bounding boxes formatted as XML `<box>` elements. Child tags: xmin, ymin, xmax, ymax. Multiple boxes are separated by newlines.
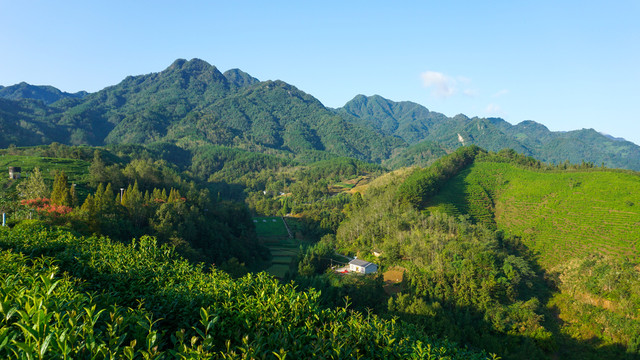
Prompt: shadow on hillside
<box><xmin>487</xmin><ymin>235</ymin><xmax>636</xmax><ymax>360</ymax></box>
<box><xmin>207</xmin><ymin>181</ymin><xmax>247</xmax><ymax>202</ymax></box>
<box><xmin>389</xmin><ymin>301</ymin><xmax>634</xmax><ymax>360</ymax></box>
<box><xmin>3</xmin><ymin>225</ymin><xmax>636</xmax><ymax>360</ymax></box>
<box><xmin>358</xmin><ymin>234</ymin><xmax>638</xmax><ymax>360</ymax></box>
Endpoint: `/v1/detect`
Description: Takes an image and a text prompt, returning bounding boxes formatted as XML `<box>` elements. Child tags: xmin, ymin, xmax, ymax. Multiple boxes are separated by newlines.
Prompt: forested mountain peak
<box><xmin>167</xmin><ymin>57</ymin><xmax>216</xmax><ymax>72</ymax></box>
<box><xmin>339</xmin><ymin>94</ymin><xmax>448</xmax><ymax>142</ymax></box>
<box><xmin>341</xmin><ymin>94</ymin><xmax>435</xmax><ymax>118</ymax></box>
<box><xmin>515</xmin><ymin>119</ymin><xmax>549</xmax><ymax>130</ymax></box>
<box><xmin>158</xmin><ymin>57</ymin><xmax>230</xmax><ymax>88</ymax></box>
<box><xmin>223</xmin><ymin>68</ymin><xmax>260</xmax><ymax>88</ymax></box>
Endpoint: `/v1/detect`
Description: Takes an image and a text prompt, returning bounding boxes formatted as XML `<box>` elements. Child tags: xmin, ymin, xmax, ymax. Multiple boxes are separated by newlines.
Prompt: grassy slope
<box><xmin>427</xmin><ymin>161</ymin><xmax>640</xmax><ymax>268</ymax></box>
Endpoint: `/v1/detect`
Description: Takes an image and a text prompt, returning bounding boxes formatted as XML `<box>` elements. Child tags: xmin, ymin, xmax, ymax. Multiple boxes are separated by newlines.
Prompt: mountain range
<box><xmin>1</xmin><ymin>58</ymin><xmax>639</xmax><ymax>170</ymax></box>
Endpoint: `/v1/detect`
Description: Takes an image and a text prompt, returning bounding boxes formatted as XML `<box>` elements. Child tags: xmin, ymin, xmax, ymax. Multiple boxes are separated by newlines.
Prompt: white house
<box><xmin>348</xmin><ymin>259</ymin><xmax>378</xmax><ymax>274</ymax></box>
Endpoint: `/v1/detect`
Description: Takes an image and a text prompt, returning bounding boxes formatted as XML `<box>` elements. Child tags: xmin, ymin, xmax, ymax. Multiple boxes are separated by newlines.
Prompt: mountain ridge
<box><xmin>340</xmin><ymin>94</ymin><xmax>640</xmax><ymax>170</ymax></box>
<box><xmin>1</xmin><ymin>58</ymin><xmax>639</xmax><ymax>170</ymax></box>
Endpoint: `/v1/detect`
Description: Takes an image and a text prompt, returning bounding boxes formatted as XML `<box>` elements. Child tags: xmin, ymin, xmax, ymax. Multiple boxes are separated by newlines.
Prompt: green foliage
<box><xmin>16</xmin><ymin>167</ymin><xmax>49</xmax><ymax>200</ymax></box>
<box><xmin>50</xmin><ymin>171</ymin><xmax>71</xmax><ymax>206</ymax></box>
<box><xmin>0</xmin><ymin>154</ymin><xmax>90</xmax><ymax>189</ymax></box>
<box><xmin>0</xmin><ymin>251</ymin><xmax>159</xmax><ymax>359</ymax></box>
<box><xmin>384</xmin><ymin>141</ymin><xmax>449</xmax><ymax>169</ymax></box>
<box><xmin>544</xmin><ymin>254</ymin><xmax>640</xmax><ymax>357</ymax></box>
<box><xmin>335</xmin><ymin>164</ymin><xmax>551</xmax><ymax>358</ymax></box>
<box><xmin>0</xmin><ymin>224</ymin><xmax>491</xmax><ymax>359</ymax></box>
<box><xmin>300</xmin><ymin>157</ymin><xmax>385</xmax><ymax>183</ymax></box>
<box><xmin>397</xmin><ymin>145</ymin><xmax>482</xmax><ymax>208</ymax></box>
<box><xmin>427</xmin><ymin>158</ymin><xmax>640</xmax><ymax>267</ymax></box>
<box><xmin>253</xmin><ymin>217</ymin><xmax>289</xmax><ymax>238</ymax></box>
<box><xmin>333</xmin><ymin>150</ymin><xmax>640</xmax><ymax>359</ymax></box>
<box><xmin>191</xmin><ymin>145</ymin><xmax>290</xmax><ymax>194</ymax></box>
<box><xmin>1</xmin><ymin>143</ymin><xmax>264</xmax><ymax>267</ymax></box>
<box><xmin>385</xmin><ymin>149</ymin><xmax>640</xmax><ymax>357</ymax></box>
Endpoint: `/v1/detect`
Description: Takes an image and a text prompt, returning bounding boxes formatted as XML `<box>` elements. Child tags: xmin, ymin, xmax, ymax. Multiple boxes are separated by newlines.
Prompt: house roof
<box><xmin>349</xmin><ymin>259</ymin><xmax>376</xmax><ymax>268</ymax></box>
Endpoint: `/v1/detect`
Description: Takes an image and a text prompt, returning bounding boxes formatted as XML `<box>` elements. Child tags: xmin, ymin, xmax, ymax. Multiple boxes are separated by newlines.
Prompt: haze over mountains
<box><xmin>1</xmin><ymin>58</ymin><xmax>639</xmax><ymax>170</ymax></box>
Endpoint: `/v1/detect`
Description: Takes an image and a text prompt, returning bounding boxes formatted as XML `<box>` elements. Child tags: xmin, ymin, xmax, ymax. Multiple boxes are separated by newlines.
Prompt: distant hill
<box><xmin>2</xmin><ymin>59</ymin><xmax>640</xmax><ymax>170</ymax></box>
<box><xmin>0</xmin><ymin>98</ymin><xmax>66</xmax><ymax>147</ymax></box>
<box><xmin>382</xmin><ymin>140</ymin><xmax>448</xmax><ymax>169</ymax></box>
<box><xmin>339</xmin><ymin>95</ymin><xmax>640</xmax><ymax>170</ymax></box>
<box><xmin>0</xmin><ymin>82</ymin><xmax>87</xmax><ymax>105</ymax></box>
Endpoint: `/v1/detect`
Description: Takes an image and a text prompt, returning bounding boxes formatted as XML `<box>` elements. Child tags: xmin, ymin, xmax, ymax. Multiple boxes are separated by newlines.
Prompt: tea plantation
<box><xmin>0</xmin><ymin>223</ymin><xmax>492</xmax><ymax>359</ymax></box>
<box><xmin>427</xmin><ymin>161</ymin><xmax>640</xmax><ymax>268</ymax></box>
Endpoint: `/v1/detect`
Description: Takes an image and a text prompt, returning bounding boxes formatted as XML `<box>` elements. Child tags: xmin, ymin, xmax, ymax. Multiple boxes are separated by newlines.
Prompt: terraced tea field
<box><xmin>253</xmin><ymin>216</ymin><xmax>299</xmax><ymax>278</ymax></box>
<box><xmin>0</xmin><ymin>155</ymin><xmax>92</xmax><ymax>200</ymax></box>
<box><xmin>428</xmin><ymin>162</ymin><xmax>640</xmax><ymax>268</ymax></box>
<box><xmin>0</xmin><ymin>155</ymin><xmax>90</xmax><ymax>185</ymax></box>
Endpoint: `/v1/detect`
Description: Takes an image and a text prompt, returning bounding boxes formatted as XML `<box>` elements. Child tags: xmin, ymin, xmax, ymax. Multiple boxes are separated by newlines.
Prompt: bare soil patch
<box><xmin>383</xmin><ymin>267</ymin><xmax>406</xmax><ymax>295</ymax></box>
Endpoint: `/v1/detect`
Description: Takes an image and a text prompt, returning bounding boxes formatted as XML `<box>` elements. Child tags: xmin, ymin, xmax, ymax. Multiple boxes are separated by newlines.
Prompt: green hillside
<box><xmin>331</xmin><ymin>147</ymin><xmax>640</xmax><ymax>358</ymax></box>
<box><xmin>0</xmin><ymin>223</ymin><xmax>490</xmax><ymax>359</ymax></box>
<box><xmin>383</xmin><ymin>141</ymin><xmax>449</xmax><ymax>169</ymax></box>
<box><xmin>2</xmin><ymin>141</ymin><xmax>639</xmax><ymax>358</ymax></box>
<box><xmin>0</xmin><ymin>98</ymin><xmax>66</xmax><ymax>147</ymax></box>
<box><xmin>427</xmin><ymin>160</ymin><xmax>640</xmax><ymax>268</ymax></box>
<box><xmin>0</xmin><ymin>154</ymin><xmax>92</xmax><ymax>202</ymax></box>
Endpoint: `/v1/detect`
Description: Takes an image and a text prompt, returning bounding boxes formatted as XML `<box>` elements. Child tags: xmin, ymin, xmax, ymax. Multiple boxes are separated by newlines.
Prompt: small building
<box><xmin>8</xmin><ymin>166</ymin><xmax>21</xmax><ymax>180</ymax></box>
<box><xmin>348</xmin><ymin>259</ymin><xmax>378</xmax><ymax>274</ymax></box>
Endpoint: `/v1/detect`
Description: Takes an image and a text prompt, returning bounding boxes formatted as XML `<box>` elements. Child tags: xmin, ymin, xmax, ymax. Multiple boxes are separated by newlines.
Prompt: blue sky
<box><xmin>1</xmin><ymin>1</ymin><xmax>639</xmax><ymax>144</ymax></box>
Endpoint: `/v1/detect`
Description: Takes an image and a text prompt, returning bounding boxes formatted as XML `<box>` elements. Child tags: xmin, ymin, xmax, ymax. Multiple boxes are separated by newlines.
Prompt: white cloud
<box><xmin>420</xmin><ymin>71</ymin><xmax>477</xmax><ymax>98</ymax></box>
<box><xmin>485</xmin><ymin>103</ymin><xmax>506</xmax><ymax>117</ymax></box>
<box><xmin>420</xmin><ymin>71</ymin><xmax>456</xmax><ymax>98</ymax></box>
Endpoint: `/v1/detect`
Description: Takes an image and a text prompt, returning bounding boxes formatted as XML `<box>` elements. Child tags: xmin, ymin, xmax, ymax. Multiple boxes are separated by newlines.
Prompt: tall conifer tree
<box><xmin>51</xmin><ymin>171</ymin><xmax>72</xmax><ymax>206</ymax></box>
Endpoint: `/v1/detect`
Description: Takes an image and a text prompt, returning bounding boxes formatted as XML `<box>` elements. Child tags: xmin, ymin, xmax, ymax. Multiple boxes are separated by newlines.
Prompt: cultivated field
<box><xmin>0</xmin><ymin>155</ymin><xmax>90</xmax><ymax>185</ymax></box>
<box><xmin>428</xmin><ymin>162</ymin><xmax>640</xmax><ymax>268</ymax></box>
<box><xmin>253</xmin><ymin>216</ymin><xmax>299</xmax><ymax>278</ymax></box>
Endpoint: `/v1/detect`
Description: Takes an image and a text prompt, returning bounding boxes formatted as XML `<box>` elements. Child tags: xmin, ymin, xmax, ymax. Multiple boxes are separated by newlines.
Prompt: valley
<box><xmin>0</xmin><ymin>60</ymin><xmax>639</xmax><ymax>359</ymax></box>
